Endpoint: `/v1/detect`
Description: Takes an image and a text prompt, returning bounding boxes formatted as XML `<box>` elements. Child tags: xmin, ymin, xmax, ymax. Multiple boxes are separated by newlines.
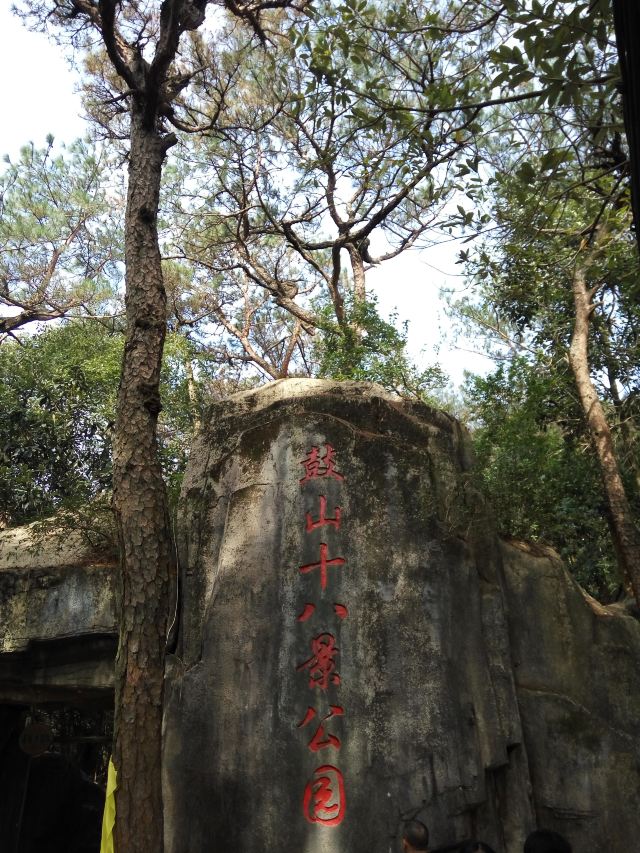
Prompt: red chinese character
<box><xmin>303</xmin><ymin>765</ymin><xmax>346</xmax><ymax>826</ymax></box>
<box><xmin>321</xmin><ymin>445</ymin><xmax>343</xmax><ymax>481</ymax></box>
<box><xmin>297</xmin><ymin>603</ymin><xmax>316</xmax><ymax>622</ymax></box>
<box><xmin>299</xmin><ymin>444</ymin><xmax>344</xmax><ymax>484</ymax></box>
<box><xmin>298</xmin><ymin>705</ymin><xmax>344</xmax><ymax>753</ymax></box>
<box><xmin>300</xmin><ymin>543</ymin><xmax>345</xmax><ymax>591</ymax></box>
<box><xmin>306</xmin><ymin>495</ymin><xmax>341</xmax><ymax>532</ymax></box>
<box><xmin>297</xmin><ymin>633</ymin><xmax>340</xmax><ymax>690</ymax></box>
<box><xmin>296</xmin><ymin>603</ymin><xmax>349</xmax><ymax>623</ymax></box>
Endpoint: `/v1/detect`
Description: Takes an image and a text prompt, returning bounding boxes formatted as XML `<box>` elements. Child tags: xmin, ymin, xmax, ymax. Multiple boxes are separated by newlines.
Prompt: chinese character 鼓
<box><xmin>300</xmin><ymin>444</ymin><xmax>344</xmax><ymax>485</ymax></box>
<box><xmin>302</xmin><ymin>765</ymin><xmax>346</xmax><ymax>826</ymax></box>
<box><xmin>298</xmin><ymin>705</ymin><xmax>344</xmax><ymax>753</ymax></box>
<box><xmin>297</xmin><ymin>633</ymin><xmax>340</xmax><ymax>690</ymax></box>
<box><xmin>306</xmin><ymin>495</ymin><xmax>341</xmax><ymax>532</ymax></box>
<box><xmin>299</xmin><ymin>543</ymin><xmax>345</xmax><ymax>592</ymax></box>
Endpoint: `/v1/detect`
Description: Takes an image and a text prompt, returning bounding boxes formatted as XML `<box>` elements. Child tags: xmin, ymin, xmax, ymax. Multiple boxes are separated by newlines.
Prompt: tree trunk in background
<box><xmin>569</xmin><ymin>265</ymin><xmax>640</xmax><ymax>606</ymax></box>
<box><xmin>185</xmin><ymin>357</ymin><xmax>202</xmax><ymax>432</ymax></box>
<box><xmin>600</xmin><ymin>319</ymin><xmax>640</xmax><ymax>502</ymax></box>
<box><xmin>111</xmin><ymin>112</ymin><xmax>176</xmax><ymax>853</ymax></box>
<box><xmin>346</xmin><ymin>243</ymin><xmax>366</xmax><ymax>302</ymax></box>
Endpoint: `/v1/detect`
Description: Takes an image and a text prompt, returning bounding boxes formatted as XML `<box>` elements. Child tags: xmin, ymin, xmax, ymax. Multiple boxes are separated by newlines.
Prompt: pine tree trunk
<box><xmin>111</xmin><ymin>111</ymin><xmax>176</xmax><ymax>853</ymax></box>
<box><xmin>569</xmin><ymin>265</ymin><xmax>640</xmax><ymax>605</ymax></box>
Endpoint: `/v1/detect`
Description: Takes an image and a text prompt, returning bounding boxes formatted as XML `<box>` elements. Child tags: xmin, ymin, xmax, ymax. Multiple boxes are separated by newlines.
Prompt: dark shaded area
<box><xmin>613</xmin><ymin>0</ymin><xmax>640</xmax><ymax>251</ymax></box>
<box><xmin>0</xmin><ymin>634</ymin><xmax>118</xmax><ymax>706</ymax></box>
<box><xmin>0</xmin><ymin>705</ymin><xmax>111</xmax><ymax>853</ymax></box>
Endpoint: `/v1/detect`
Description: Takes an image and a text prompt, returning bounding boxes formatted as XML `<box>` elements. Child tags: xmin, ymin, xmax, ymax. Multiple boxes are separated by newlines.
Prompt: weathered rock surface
<box><xmin>164</xmin><ymin>379</ymin><xmax>533</xmax><ymax>853</ymax></box>
<box><xmin>1</xmin><ymin>379</ymin><xmax>639</xmax><ymax>852</ymax></box>
<box><xmin>500</xmin><ymin>539</ymin><xmax>640</xmax><ymax>851</ymax></box>
<box><xmin>0</xmin><ymin>523</ymin><xmax>117</xmax><ymax>704</ymax></box>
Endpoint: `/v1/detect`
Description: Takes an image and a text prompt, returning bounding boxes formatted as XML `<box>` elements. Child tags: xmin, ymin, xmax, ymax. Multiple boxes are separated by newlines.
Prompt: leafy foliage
<box><xmin>0</xmin><ymin>322</ymin><xmax>212</xmax><ymax>525</ymax></box>
<box><xmin>164</xmin><ymin>0</ymin><xmax>498</xmax><ymax>358</ymax></box>
<box><xmin>314</xmin><ymin>294</ymin><xmax>447</xmax><ymax>401</ymax></box>
<box><xmin>454</xmin><ymin>18</ymin><xmax>640</xmax><ymax>596</ymax></box>
<box><xmin>465</xmin><ymin>359</ymin><xmax>620</xmax><ymax>598</ymax></box>
<box><xmin>0</xmin><ymin>323</ymin><xmax>120</xmax><ymax>525</ymax></box>
<box><xmin>3</xmin><ymin>0</ymin><xmax>640</xmax><ymax>606</ymax></box>
<box><xmin>0</xmin><ymin>138</ymin><xmax>122</xmax><ymax>335</ymax></box>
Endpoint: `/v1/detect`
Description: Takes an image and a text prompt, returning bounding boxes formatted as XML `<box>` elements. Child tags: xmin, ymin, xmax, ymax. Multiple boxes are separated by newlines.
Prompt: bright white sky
<box><xmin>0</xmin><ymin>7</ymin><xmax>87</xmax><ymax>155</ymax></box>
<box><xmin>0</xmin><ymin>6</ymin><xmax>493</xmax><ymax>392</ymax></box>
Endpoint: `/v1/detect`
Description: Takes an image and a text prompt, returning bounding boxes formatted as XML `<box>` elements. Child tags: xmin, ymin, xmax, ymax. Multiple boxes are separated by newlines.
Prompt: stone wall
<box><xmin>0</xmin><ymin>523</ymin><xmax>117</xmax><ymax>705</ymax></box>
<box><xmin>501</xmin><ymin>539</ymin><xmax>640</xmax><ymax>851</ymax></box>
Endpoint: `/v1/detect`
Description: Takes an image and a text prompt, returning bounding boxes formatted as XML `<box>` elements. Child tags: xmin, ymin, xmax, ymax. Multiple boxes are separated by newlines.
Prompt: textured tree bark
<box><xmin>111</xmin><ymin>110</ymin><xmax>176</xmax><ymax>853</ymax></box>
<box><xmin>569</xmin><ymin>265</ymin><xmax>640</xmax><ymax>606</ymax></box>
<box><xmin>346</xmin><ymin>243</ymin><xmax>367</xmax><ymax>302</ymax></box>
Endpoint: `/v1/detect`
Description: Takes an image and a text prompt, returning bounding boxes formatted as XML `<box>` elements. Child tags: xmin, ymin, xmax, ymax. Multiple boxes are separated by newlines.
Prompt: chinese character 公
<box><xmin>298</xmin><ymin>705</ymin><xmax>344</xmax><ymax>753</ymax></box>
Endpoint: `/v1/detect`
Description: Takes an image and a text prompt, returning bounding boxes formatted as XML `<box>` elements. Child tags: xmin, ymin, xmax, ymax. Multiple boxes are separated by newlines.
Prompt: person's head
<box><xmin>524</xmin><ymin>829</ymin><xmax>572</xmax><ymax>853</ymax></box>
<box><xmin>402</xmin><ymin>820</ymin><xmax>430</xmax><ymax>852</ymax></box>
<box><xmin>459</xmin><ymin>843</ymin><xmax>497</xmax><ymax>853</ymax></box>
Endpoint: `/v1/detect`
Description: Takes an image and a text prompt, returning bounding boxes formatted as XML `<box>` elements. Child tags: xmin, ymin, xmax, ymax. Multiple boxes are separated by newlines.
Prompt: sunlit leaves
<box><xmin>464</xmin><ymin>358</ymin><xmax>620</xmax><ymax>598</ymax></box>
<box><xmin>490</xmin><ymin>0</ymin><xmax>620</xmax><ymax>115</ymax></box>
<box><xmin>313</xmin><ymin>293</ymin><xmax>447</xmax><ymax>400</ymax></box>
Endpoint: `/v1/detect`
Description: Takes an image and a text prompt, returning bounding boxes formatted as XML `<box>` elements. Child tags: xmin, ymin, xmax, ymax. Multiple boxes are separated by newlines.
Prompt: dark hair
<box><xmin>459</xmin><ymin>843</ymin><xmax>497</xmax><ymax>853</ymax></box>
<box><xmin>524</xmin><ymin>830</ymin><xmax>572</xmax><ymax>853</ymax></box>
<box><xmin>402</xmin><ymin>820</ymin><xmax>430</xmax><ymax>850</ymax></box>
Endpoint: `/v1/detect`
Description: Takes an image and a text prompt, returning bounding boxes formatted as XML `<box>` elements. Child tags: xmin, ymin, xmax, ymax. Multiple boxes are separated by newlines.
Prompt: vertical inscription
<box><xmin>296</xmin><ymin>443</ymin><xmax>347</xmax><ymax>827</ymax></box>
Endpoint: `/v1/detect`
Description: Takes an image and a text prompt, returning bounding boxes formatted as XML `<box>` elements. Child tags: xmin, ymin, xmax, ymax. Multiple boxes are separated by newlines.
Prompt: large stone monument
<box><xmin>162</xmin><ymin>380</ymin><xmax>531</xmax><ymax>852</ymax></box>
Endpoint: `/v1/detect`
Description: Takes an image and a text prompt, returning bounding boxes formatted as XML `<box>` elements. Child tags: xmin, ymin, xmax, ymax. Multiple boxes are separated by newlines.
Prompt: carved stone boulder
<box><xmin>163</xmin><ymin>380</ymin><xmax>534</xmax><ymax>852</ymax></box>
<box><xmin>2</xmin><ymin>380</ymin><xmax>638</xmax><ymax>852</ymax></box>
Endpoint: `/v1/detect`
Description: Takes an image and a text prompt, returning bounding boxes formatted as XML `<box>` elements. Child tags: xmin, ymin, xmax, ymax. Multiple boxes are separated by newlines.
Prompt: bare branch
<box><xmin>97</xmin><ymin>0</ymin><xmax>140</xmax><ymax>92</ymax></box>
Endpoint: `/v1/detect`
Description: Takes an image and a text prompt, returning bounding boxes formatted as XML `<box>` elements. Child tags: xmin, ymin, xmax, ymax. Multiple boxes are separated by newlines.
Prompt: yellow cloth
<box><xmin>100</xmin><ymin>757</ymin><xmax>118</xmax><ymax>853</ymax></box>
